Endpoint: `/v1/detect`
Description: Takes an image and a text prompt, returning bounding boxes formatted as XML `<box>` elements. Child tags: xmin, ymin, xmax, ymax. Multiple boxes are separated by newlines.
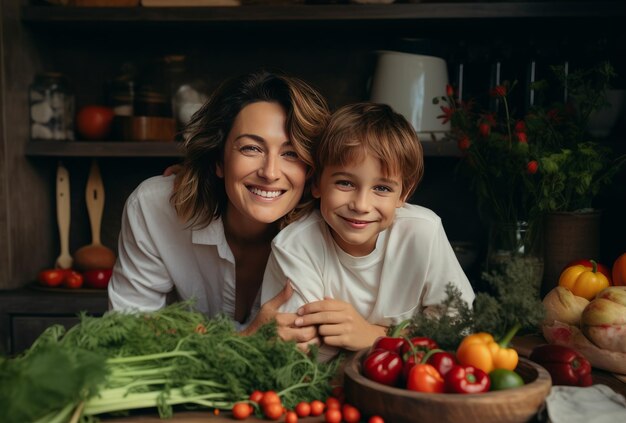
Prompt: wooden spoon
<box><xmin>55</xmin><ymin>162</ymin><xmax>73</xmax><ymax>269</ymax></box>
<box><xmin>73</xmin><ymin>160</ymin><xmax>116</xmax><ymax>271</ymax></box>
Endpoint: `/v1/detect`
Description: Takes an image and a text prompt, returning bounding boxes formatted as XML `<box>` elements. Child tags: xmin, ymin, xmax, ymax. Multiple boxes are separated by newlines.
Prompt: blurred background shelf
<box><xmin>26</xmin><ymin>141</ymin><xmax>183</xmax><ymax>157</ymax></box>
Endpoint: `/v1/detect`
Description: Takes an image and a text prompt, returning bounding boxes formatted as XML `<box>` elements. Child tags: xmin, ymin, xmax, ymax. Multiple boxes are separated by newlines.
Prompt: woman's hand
<box><xmin>294</xmin><ymin>298</ymin><xmax>386</xmax><ymax>352</ymax></box>
<box><xmin>241</xmin><ymin>282</ymin><xmax>320</xmax><ymax>351</ymax></box>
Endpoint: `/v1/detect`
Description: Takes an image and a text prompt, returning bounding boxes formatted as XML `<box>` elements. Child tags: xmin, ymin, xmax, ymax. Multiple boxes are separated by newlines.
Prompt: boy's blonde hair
<box><xmin>314</xmin><ymin>102</ymin><xmax>424</xmax><ymax>201</ymax></box>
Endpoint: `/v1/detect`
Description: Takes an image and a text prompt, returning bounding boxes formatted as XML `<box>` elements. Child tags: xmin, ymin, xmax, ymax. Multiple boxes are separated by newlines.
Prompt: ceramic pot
<box><xmin>370</xmin><ymin>50</ymin><xmax>450</xmax><ymax>142</ymax></box>
<box><xmin>542</xmin><ymin>210</ymin><xmax>601</xmax><ymax>297</ymax></box>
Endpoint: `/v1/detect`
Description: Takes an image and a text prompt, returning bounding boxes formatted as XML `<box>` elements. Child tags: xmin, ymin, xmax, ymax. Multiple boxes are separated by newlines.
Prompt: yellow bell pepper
<box><xmin>559</xmin><ymin>260</ymin><xmax>610</xmax><ymax>300</ymax></box>
<box><xmin>455</xmin><ymin>325</ymin><xmax>520</xmax><ymax>373</ymax></box>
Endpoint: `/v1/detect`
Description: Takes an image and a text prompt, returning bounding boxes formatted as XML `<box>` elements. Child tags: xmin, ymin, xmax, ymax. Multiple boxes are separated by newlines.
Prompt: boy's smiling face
<box><xmin>312</xmin><ymin>153</ymin><xmax>405</xmax><ymax>257</ymax></box>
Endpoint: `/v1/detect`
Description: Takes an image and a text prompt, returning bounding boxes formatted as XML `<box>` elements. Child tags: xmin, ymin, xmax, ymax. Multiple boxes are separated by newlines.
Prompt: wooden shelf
<box><xmin>25</xmin><ymin>140</ymin><xmax>459</xmax><ymax>157</ymax></box>
<box><xmin>25</xmin><ymin>141</ymin><xmax>183</xmax><ymax>157</ymax></box>
<box><xmin>21</xmin><ymin>2</ymin><xmax>626</xmax><ymax>24</ymax></box>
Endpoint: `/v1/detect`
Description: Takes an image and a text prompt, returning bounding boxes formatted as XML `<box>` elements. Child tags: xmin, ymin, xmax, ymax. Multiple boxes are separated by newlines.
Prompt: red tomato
<box><xmin>38</xmin><ymin>269</ymin><xmax>65</xmax><ymax>287</ymax></box>
<box><xmin>249</xmin><ymin>389</ymin><xmax>264</xmax><ymax>404</ymax></box>
<box><xmin>294</xmin><ymin>401</ymin><xmax>311</xmax><ymax>417</ymax></box>
<box><xmin>309</xmin><ymin>400</ymin><xmax>325</xmax><ymax>416</ymax></box>
<box><xmin>406</xmin><ymin>363</ymin><xmax>445</xmax><ymax>393</ymax></box>
<box><xmin>342</xmin><ymin>404</ymin><xmax>361</xmax><ymax>423</ymax></box>
<box><xmin>83</xmin><ymin>268</ymin><xmax>113</xmax><ymax>289</ymax></box>
<box><xmin>63</xmin><ymin>270</ymin><xmax>84</xmax><ymax>289</ymax></box>
<box><xmin>260</xmin><ymin>390</ymin><xmax>281</xmax><ymax>408</ymax></box>
<box><xmin>369</xmin><ymin>416</ymin><xmax>385</xmax><ymax>423</ymax></box>
<box><xmin>324</xmin><ymin>408</ymin><xmax>342</xmax><ymax>423</ymax></box>
<box><xmin>76</xmin><ymin>105</ymin><xmax>115</xmax><ymax>140</ymax></box>
<box><xmin>285</xmin><ymin>411</ymin><xmax>298</xmax><ymax>423</ymax></box>
<box><xmin>231</xmin><ymin>402</ymin><xmax>252</xmax><ymax>420</ymax></box>
<box><xmin>325</xmin><ymin>397</ymin><xmax>341</xmax><ymax>410</ymax></box>
<box><xmin>263</xmin><ymin>402</ymin><xmax>283</xmax><ymax>420</ymax></box>
<box><xmin>566</xmin><ymin>259</ymin><xmax>612</xmax><ymax>284</ymax></box>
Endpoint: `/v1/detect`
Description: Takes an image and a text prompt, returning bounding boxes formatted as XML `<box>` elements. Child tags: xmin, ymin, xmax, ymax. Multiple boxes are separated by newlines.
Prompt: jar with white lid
<box><xmin>29</xmin><ymin>72</ymin><xmax>75</xmax><ymax>140</ymax></box>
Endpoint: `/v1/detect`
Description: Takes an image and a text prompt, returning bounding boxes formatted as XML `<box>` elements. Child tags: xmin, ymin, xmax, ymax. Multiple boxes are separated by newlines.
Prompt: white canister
<box><xmin>370</xmin><ymin>51</ymin><xmax>450</xmax><ymax>141</ymax></box>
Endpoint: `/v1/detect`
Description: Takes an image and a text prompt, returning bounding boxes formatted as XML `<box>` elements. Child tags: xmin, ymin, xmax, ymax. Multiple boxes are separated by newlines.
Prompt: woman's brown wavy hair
<box><xmin>171</xmin><ymin>70</ymin><xmax>330</xmax><ymax>228</ymax></box>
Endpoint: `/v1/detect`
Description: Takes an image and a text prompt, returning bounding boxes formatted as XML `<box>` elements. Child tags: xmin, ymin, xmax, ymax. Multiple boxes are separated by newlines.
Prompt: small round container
<box><xmin>29</xmin><ymin>72</ymin><xmax>75</xmax><ymax>141</ymax></box>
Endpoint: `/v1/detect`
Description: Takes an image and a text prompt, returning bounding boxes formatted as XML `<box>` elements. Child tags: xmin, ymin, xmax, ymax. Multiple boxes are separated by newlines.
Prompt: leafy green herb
<box><xmin>0</xmin><ymin>302</ymin><xmax>338</xmax><ymax>422</ymax></box>
<box><xmin>407</xmin><ymin>256</ymin><xmax>545</xmax><ymax>350</ymax></box>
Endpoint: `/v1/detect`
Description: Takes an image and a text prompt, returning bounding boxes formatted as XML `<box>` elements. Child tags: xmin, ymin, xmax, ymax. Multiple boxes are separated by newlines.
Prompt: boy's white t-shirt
<box><xmin>260</xmin><ymin>204</ymin><xmax>475</xmax><ymax>360</ymax></box>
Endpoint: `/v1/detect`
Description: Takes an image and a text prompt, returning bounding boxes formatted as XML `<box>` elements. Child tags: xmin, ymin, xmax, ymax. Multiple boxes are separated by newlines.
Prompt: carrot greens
<box><xmin>0</xmin><ymin>302</ymin><xmax>338</xmax><ymax>422</ymax></box>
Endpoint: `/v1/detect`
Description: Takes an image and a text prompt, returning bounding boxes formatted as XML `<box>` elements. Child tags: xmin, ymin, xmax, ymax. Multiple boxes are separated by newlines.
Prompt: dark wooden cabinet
<box><xmin>0</xmin><ymin>2</ymin><xmax>624</xmax><ymax>349</ymax></box>
<box><xmin>0</xmin><ymin>287</ymin><xmax>108</xmax><ymax>355</ymax></box>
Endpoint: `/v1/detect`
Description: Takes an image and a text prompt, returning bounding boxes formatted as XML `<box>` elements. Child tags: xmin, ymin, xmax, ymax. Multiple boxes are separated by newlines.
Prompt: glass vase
<box><xmin>487</xmin><ymin>220</ymin><xmax>544</xmax><ymax>290</ymax></box>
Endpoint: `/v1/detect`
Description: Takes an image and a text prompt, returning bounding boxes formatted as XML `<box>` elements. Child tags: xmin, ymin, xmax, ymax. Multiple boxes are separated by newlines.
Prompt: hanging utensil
<box><xmin>55</xmin><ymin>162</ymin><xmax>73</xmax><ymax>269</ymax></box>
<box><xmin>73</xmin><ymin>159</ymin><xmax>116</xmax><ymax>271</ymax></box>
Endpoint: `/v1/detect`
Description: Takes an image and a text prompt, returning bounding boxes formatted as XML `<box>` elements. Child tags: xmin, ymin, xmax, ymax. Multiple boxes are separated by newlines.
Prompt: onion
<box><xmin>542</xmin><ymin>286</ymin><xmax>589</xmax><ymax>326</ymax></box>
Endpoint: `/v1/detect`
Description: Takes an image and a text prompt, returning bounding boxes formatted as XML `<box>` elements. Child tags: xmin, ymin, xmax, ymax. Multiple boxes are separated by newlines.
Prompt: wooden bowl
<box><xmin>344</xmin><ymin>349</ymin><xmax>552</xmax><ymax>423</ymax></box>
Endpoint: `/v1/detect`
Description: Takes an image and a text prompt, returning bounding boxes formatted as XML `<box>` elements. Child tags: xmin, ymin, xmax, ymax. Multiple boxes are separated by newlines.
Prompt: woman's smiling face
<box><xmin>218</xmin><ymin>101</ymin><xmax>307</xmax><ymax>227</ymax></box>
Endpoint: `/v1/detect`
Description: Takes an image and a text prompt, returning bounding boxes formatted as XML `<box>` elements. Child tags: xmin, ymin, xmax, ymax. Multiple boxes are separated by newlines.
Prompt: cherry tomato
<box><xmin>38</xmin><ymin>269</ymin><xmax>65</xmax><ymax>287</ymax></box>
<box><xmin>263</xmin><ymin>402</ymin><xmax>283</xmax><ymax>420</ymax></box>
<box><xmin>342</xmin><ymin>404</ymin><xmax>361</xmax><ymax>423</ymax></box>
<box><xmin>76</xmin><ymin>105</ymin><xmax>114</xmax><ymax>140</ymax></box>
<box><xmin>369</xmin><ymin>416</ymin><xmax>385</xmax><ymax>423</ymax></box>
<box><xmin>325</xmin><ymin>397</ymin><xmax>341</xmax><ymax>410</ymax></box>
<box><xmin>310</xmin><ymin>400</ymin><xmax>325</xmax><ymax>416</ymax></box>
<box><xmin>285</xmin><ymin>411</ymin><xmax>298</xmax><ymax>423</ymax></box>
<box><xmin>294</xmin><ymin>401</ymin><xmax>311</xmax><ymax>417</ymax></box>
<box><xmin>83</xmin><ymin>268</ymin><xmax>113</xmax><ymax>289</ymax></box>
<box><xmin>231</xmin><ymin>402</ymin><xmax>252</xmax><ymax>420</ymax></box>
<box><xmin>63</xmin><ymin>270</ymin><xmax>84</xmax><ymax>289</ymax></box>
<box><xmin>324</xmin><ymin>408</ymin><xmax>342</xmax><ymax>423</ymax></box>
<box><xmin>249</xmin><ymin>390</ymin><xmax>264</xmax><ymax>404</ymax></box>
<box><xmin>260</xmin><ymin>390</ymin><xmax>281</xmax><ymax>408</ymax></box>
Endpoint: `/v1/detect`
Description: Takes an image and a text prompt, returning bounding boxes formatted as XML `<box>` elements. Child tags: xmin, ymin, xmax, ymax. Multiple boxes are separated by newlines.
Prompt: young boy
<box><xmin>260</xmin><ymin>103</ymin><xmax>475</xmax><ymax>361</ymax></box>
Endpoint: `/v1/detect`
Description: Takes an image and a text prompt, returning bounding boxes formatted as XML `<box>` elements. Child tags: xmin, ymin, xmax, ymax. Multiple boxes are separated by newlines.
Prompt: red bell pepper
<box><xmin>427</xmin><ymin>351</ymin><xmax>458</xmax><ymax>377</ymax></box>
<box><xmin>402</xmin><ymin>350</ymin><xmax>425</xmax><ymax>381</ymax></box>
<box><xmin>401</xmin><ymin>336</ymin><xmax>439</xmax><ymax>356</ymax></box>
<box><xmin>362</xmin><ymin>349</ymin><xmax>403</xmax><ymax>386</ymax></box>
<box><xmin>444</xmin><ymin>365</ymin><xmax>491</xmax><ymax>394</ymax></box>
<box><xmin>372</xmin><ymin>320</ymin><xmax>411</xmax><ymax>354</ymax></box>
<box><xmin>529</xmin><ymin>344</ymin><xmax>593</xmax><ymax>387</ymax></box>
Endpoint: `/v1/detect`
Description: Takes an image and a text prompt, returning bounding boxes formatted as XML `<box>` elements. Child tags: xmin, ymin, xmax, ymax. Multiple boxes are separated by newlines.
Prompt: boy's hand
<box><xmin>242</xmin><ymin>282</ymin><xmax>320</xmax><ymax>352</ymax></box>
<box><xmin>294</xmin><ymin>298</ymin><xmax>386</xmax><ymax>351</ymax></box>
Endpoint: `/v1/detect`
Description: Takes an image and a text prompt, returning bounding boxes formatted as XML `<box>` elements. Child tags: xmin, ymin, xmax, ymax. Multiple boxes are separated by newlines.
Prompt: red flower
<box><xmin>438</xmin><ymin>106</ymin><xmax>454</xmax><ymax>124</ymax></box>
<box><xmin>483</xmin><ymin>113</ymin><xmax>497</xmax><ymax>126</ymax></box>
<box><xmin>478</xmin><ymin>122</ymin><xmax>491</xmax><ymax>137</ymax></box>
<box><xmin>446</xmin><ymin>84</ymin><xmax>455</xmax><ymax>97</ymax></box>
<box><xmin>517</xmin><ymin>132</ymin><xmax>528</xmax><ymax>143</ymax></box>
<box><xmin>490</xmin><ymin>85</ymin><xmax>507</xmax><ymax>97</ymax></box>
<box><xmin>514</xmin><ymin>120</ymin><xmax>526</xmax><ymax>133</ymax></box>
<box><xmin>458</xmin><ymin>136</ymin><xmax>471</xmax><ymax>151</ymax></box>
<box><xmin>546</xmin><ymin>109</ymin><xmax>562</xmax><ymax>123</ymax></box>
<box><xmin>526</xmin><ymin>160</ymin><xmax>539</xmax><ymax>174</ymax></box>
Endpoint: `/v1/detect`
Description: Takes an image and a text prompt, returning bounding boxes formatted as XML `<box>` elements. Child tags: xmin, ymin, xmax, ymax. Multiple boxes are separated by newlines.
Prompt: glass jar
<box><xmin>29</xmin><ymin>72</ymin><xmax>75</xmax><ymax>140</ymax></box>
<box><xmin>163</xmin><ymin>55</ymin><xmax>208</xmax><ymax>130</ymax></box>
<box><xmin>487</xmin><ymin>220</ymin><xmax>544</xmax><ymax>292</ymax></box>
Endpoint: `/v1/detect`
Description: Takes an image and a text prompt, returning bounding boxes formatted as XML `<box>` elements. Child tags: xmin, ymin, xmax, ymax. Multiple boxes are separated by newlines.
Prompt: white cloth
<box><xmin>107</xmin><ymin>175</ymin><xmax>259</xmax><ymax>330</ymax></box>
<box><xmin>260</xmin><ymin>205</ymin><xmax>475</xmax><ymax>359</ymax></box>
<box><xmin>546</xmin><ymin>384</ymin><xmax>626</xmax><ymax>423</ymax></box>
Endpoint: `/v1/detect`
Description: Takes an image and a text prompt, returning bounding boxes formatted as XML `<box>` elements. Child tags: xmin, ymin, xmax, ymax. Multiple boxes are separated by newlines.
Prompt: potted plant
<box><xmin>436</xmin><ymin>61</ymin><xmax>625</xmax><ymax>293</ymax></box>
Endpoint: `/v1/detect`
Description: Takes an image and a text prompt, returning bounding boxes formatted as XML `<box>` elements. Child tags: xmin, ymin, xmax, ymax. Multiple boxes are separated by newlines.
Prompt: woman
<box><xmin>108</xmin><ymin>70</ymin><xmax>329</xmax><ymax>346</ymax></box>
